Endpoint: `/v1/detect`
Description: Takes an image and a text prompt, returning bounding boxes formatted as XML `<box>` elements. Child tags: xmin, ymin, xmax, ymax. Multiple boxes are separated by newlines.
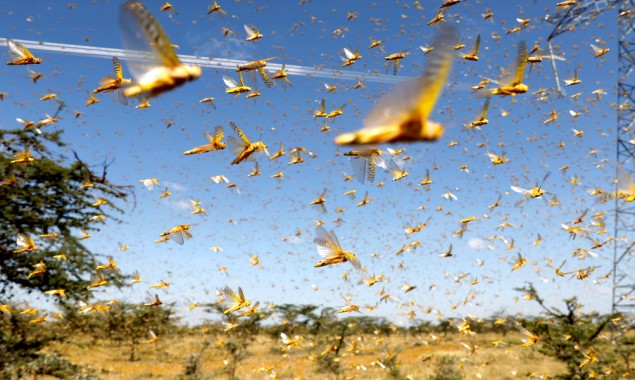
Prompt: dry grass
<box><xmin>42</xmin><ymin>330</ymin><xmax>566</xmax><ymax>379</ymax></box>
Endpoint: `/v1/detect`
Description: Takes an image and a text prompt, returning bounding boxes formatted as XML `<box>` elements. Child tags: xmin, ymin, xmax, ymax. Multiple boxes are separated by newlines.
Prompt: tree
<box><xmin>205</xmin><ymin>303</ymin><xmax>269</xmax><ymax>380</ymax></box>
<box><xmin>0</xmin><ymin>125</ymin><xmax>131</xmax><ymax>301</ymax></box>
<box><xmin>103</xmin><ymin>302</ymin><xmax>178</xmax><ymax>362</ymax></box>
<box><xmin>427</xmin><ymin>355</ymin><xmax>464</xmax><ymax>380</ymax></box>
<box><xmin>0</xmin><ymin>119</ymin><xmax>132</xmax><ymax>372</ymax></box>
<box><xmin>515</xmin><ymin>283</ymin><xmax>631</xmax><ymax>379</ymax></box>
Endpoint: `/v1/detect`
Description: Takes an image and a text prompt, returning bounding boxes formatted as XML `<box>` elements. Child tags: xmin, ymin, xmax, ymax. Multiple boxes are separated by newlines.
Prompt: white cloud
<box><xmin>187</xmin><ymin>32</ymin><xmax>256</xmax><ymax>60</ymax></box>
<box><xmin>283</xmin><ymin>235</ymin><xmax>304</xmax><ymax>244</ymax></box>
<box><xmin>468</xmin><ymin>237</ymin><xmax>489</xmax><ymax>250</ymax></box>
<box><xmin>163</xmin><ymin>181</ymin><xmax>187</xmax><ymax>192</ymax></box>
<box><xmin>172</xmin><ymin>199</ymin><xmax>191</xmax><ymax>210</ymax></box>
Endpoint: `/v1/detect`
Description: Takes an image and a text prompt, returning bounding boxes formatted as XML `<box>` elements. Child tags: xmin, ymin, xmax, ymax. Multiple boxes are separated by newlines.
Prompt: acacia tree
<box><xmin>0</xmin><ymin>123</ymin><xmax>132</xmax><ymax>372</ymax></box>
<box><xmin>515</xmin><ymin>283</ymin><xmax>630</xmax><ymax>379</ymax></box>
<box><xmin>0</xmin><ymin>126</ymin><xmax>131</xmax><ymax>300</ymax></box>
<box><xmin>206</xmin><ymin>303</ymin><xmax>269</xmax><ymax>380</ymax></box>
<box><xmin>104</xmin><ymin>302</ymin><xmax>177</xmax><ymax>362</ymax></box>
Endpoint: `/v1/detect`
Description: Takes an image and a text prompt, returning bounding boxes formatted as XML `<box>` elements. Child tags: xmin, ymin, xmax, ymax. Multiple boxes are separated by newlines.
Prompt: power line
<box><xmin>0</xmin><ymin>38</ymin><xmax>407</xmax><ymax>85</ymax></box>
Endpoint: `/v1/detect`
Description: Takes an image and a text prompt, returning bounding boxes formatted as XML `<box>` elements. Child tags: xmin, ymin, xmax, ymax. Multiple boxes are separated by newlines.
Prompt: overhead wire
<box><xmin>0</xmin><ymin>38</ymin><xmax>407</xmax><ymax>85</ymax></box>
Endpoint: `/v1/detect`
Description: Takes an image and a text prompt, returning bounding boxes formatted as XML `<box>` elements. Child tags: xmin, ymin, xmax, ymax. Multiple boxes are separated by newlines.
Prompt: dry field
<box><xmin>43</xmin><ymin>331</ymin><xmax>565</xmax><ymax>379</ymax></box>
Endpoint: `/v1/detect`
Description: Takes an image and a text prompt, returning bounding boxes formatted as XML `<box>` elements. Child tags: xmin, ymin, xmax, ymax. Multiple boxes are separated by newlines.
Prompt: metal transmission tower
<box><xmin>548</xmin><ymin>0</ymin><xmax>635</xmax><ymax>317</ymax></box>
<box><xmin>545</xmin><ymin>0</ymin><xmax>614</xmax><ymax>96</ymax></box>
<box><xmin>614</xmin><ymin>1</ymin><xmax>635</xmax><ymax>316</ymax></box>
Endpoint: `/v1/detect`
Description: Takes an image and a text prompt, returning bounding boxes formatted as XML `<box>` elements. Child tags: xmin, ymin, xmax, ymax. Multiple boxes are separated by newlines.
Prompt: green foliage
<box><xmin>0</xmin><ymin>308</ymin><xmax>52</xmax><ymax>373</ymax></box>
<box><xmin>515</xmin><ymin>283</ymin><xmax>631</xmax><ymax>379</ymax></box>
<box><xmin>182</xmin><ymin>340</ymin><xmax>211</xmax><ymax>379</ymax></box>
<box><xmin>24</xmin><ymin>352</ymin><xmax>100</xmax><ymax>380</ymax></box>
<box><xmin>205</xmin><ymin>303</ymin><xmax>267</xmax><ymax>380</ymax></box>
<box><xmin>0</xmin><ymin>127</ymin><xmax>131</xmax><ymax>301</ymax></box>
<box><xmin>381</xmin><ymin>350</ymin><xmax>402</xmax><ymax>379</ymax></box>
<box><xmin>408</xmin><ymin>319</ymin><xmax>434</xmax><ymax>336</ymax></box>
<box><xmin>1</xmin><ymin>124</ymin><xmax>132</xmax><ymax>371</ymax></box>
<box><xmin>612</xmin><ymin>336</ymin><xmax>634</xmax><ymax>375</ymax></box>
<box><xmin>268</xmin><ymin>303</ymin><xmax>325</xmax><ymax>336</ymax></box>
<box><xmin>266</xmin><ymin>304</ymin><xmax>405</xmax><ymax>378</ymax></box>
<box><xmin>427</xmin><ymin>355</ymin><xmax>464</xmax><ymax>380</ymax></box>
<box><xmin>315</xmin><ymin>351</ymin><xmax>342</xmax><ymax>378</ymax></box>
<box><xmin>55</xmin><ymin>301</ymin><xmax>179</xmax><ymax>362</ymax></box>
<box><xmin>267</xmin><ymin>304</ymin><xmax>393</xmax><ymax>338</ymax></box>
<box><xmin>102</xmin><ymin>302</ymin><xmax>177</xmax><ymax>361</ymax></box>
<box><xmin>314</xmin><ymin>320</ymin><xmax>348</xmax><ymax>378</ymax></box>
<box><xmin>0</xmin><ymin>308</ymin><xmax>98</xmax><ymax>379</ymax></box>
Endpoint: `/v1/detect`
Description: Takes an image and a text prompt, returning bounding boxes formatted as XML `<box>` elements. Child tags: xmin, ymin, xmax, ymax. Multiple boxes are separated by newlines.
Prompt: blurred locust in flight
<box><xmin>486</xmin><ymin>41</ymin><xmax>528</xmax><ymax>96</ymax></box>
<box><xmin>335</xmin><ymin>25</ymin><xmax>456</xmax><ymax>145</ymax></box>
<box><xmin>270</xmin><ymin>64</ymin><xmax>293</xmax><ymax>87</ymax></box>
<box><xmin>459</xmin><ymin>34</ymin><xmax>480</xmax><ymax>61</ymax></box>
<box><xmin>310</xmin><ymin>188</ymin><xmax>328</xmax><ymax>214</ymax></box>
<box><xmin>183</xmin><ymin>126</ymin><xmax>226</xmax><ymax>155</ymax></box>
<box><xmin>344</xmin><ymin>148</ymin><xmax>399</xmax><ymax>184</ymax></box>
<box><xmin>119</xmin><ymin>1</ymin><xmax>200</xmax><ymax>99</ymax></box>
<box><xmin>464</xmin><ymin>97</ymin><xmax>490</xmax><ymax>130</ymax></box>
<box><xmin>159</xmin><ymin>224</ymin><xmax>192</xmax><ymax>245</ymax></box>
<box><xmin>6</xmin><ymin>39</ymin><xmax>42</xmax><ymax>65</ymax></box>
<box><xmin>617</xmin><ymin>165</ymin><xmax>635</xmax><ymax>201</ymax></box>
<box><xmin>341</xmin><ymin>47</ymin><xmax>362</xmax><ymax>67</ymax></box>
<box><xmin>384</xmin><ymin>52</ymin><xmax>409</xmax><ymax>76</ymax></box>
<box><xmin>511</xmin><ymin>173</ymin><xmax>550</xmax><ymax>207</ymax></box>
<box><xmin>237</xmin><ymin>58</ymin><xmax>275</xmax><ymax>88</ymax></box>
<box><xmin>313</xmin><ymin>227</ymin><xmax>365</xmax><ymax>278</ymax></box>
<box><xmin>228</xmin><ymin>121</ymin><xmax>270</xmax><ymax>164</ymax></box>
<box><xmin>93</xmin><ymin>57</ymin><xmax>131</xmax><ymax>105</ymax></box>
<box><xmin>14</xmin><ymin>233</ymin><xmax>39</xmax><ymax>253</ymax></box>
<box><xmin>223</xmin><ymin>70</ymin><xmax>252</xmax><ymax>95</ymax></box>
<box><xmin>222</xmin><ymin>286</ymin><xmax>251</xmax><ymax>314</ymax></box>
<box><xmin>244</xmin><ymin>24</ymin><xmax>263</xmax><ymax>41</ymax></box>
<box><xmin>208</xmin><ymin>1</ymin><xmax>227</xmax><ymax>15</ymax></box>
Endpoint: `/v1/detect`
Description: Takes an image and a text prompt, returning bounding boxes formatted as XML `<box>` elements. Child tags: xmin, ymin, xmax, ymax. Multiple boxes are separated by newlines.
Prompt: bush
<box><xmin>515</xmin><ymin>283</ymin><xmax>632</xmax><ymax>379</ymax></box>
<box><xmin>427</xmin><ymin>355</ymin><xmax>464</xmax><ymax>380</ymax></box>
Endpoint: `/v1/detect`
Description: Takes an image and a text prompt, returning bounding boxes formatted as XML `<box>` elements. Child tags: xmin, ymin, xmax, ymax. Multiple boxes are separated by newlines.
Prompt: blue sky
<box><xmin>0</xmin><ymin>0</ymin><xmax>622</xmax><ymax>324</ymax></box>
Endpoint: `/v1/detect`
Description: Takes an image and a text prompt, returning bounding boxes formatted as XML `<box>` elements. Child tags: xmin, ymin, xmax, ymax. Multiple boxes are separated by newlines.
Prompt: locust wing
<box><xmin>119</xmin><ymin>1</ymin><xmax>181</xmax><ymax>80</ymax></box>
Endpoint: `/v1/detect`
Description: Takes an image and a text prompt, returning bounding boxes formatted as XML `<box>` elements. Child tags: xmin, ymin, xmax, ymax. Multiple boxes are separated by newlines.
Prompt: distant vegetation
<box><xmin>1</xmin><ymin>289</ymin><xmax>632</xmax><ymax>379</ymax></box>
